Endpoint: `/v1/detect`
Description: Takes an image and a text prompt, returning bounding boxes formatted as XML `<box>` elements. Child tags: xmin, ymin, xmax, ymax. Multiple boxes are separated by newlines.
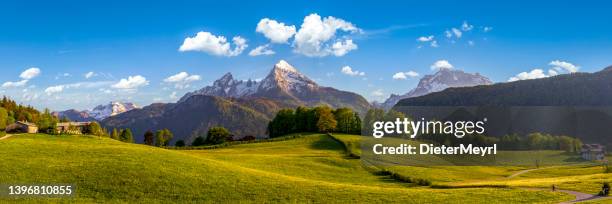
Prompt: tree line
<box><xmin>267</xmin><ymin>106</ymin><xmax>361</xmax><ymax>137</ymax></box>
<box><xmin>0</xmin><ymin>96</ymin><xmax>61</xmax><ymax>133</ymax></box>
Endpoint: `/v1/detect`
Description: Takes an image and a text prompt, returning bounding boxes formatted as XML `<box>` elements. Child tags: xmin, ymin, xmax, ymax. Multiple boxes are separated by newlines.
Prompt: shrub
<box><xmin>206</xmin><ymin>126</ymin><xmax>230</xmax><ymax>145</ymax></box>
<box><xmin>175</xmin><ymin>140</ymin><xmax>185</xmax><ymax>147</ymax></box>
<box><xmin>192</xmin><ymin>136</ymin><xmax>205</xmax><ymax>146</ymax></box>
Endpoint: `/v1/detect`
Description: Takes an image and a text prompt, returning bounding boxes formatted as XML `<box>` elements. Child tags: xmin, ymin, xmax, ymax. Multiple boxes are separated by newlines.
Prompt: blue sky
<box><xmin>1</xmin><ymin>0</ymin><xmax>611</xmax><ymax>110</ymax></box>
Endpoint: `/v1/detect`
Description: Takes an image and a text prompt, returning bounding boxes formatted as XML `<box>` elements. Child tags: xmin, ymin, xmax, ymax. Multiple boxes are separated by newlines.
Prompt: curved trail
<box><xmin>507</xmin><ymin>166</ymin><xmax>555</xmax><ymax>178</ymax></box>
<box><xmin>523</xmin><ymin>188</ymin><xmax>609</xmax><ymax>203</ymax></box>
<box><xmin>0</xmin><ymin>134</ymin><xmax>13</xmax><ymax>140</ymax></box>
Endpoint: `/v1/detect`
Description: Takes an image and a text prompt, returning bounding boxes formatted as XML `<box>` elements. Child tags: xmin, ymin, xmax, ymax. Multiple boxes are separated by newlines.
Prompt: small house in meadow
<box><xmin>6</xmin><ymin>121</ymin><xmax>38</xmax><ymax>133</ymax></box>
<box><xmin>55</xmin><ymin>122</ymin><xmax>91</xmax><ymax>134</ymax></box>
<box><xmin>581</xmin><ymin>144</ymin><xmax>606</xmax><ymax>161</ymax></box>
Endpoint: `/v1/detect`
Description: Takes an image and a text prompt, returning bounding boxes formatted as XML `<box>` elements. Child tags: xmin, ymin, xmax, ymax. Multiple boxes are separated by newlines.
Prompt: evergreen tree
<box><xmin>120</xmin><ymin>128</ymin><xmax>134</xmax><ymax>143</ymax></box>
<box><xmin>143</xmin><ymin>130</ymin><xmax>154</xmax><ymax>145</ymax></box>
<box><xmin>110</xmin><ymin>128</ymin><xmax>119</xmax><ymax>140</ymax></box>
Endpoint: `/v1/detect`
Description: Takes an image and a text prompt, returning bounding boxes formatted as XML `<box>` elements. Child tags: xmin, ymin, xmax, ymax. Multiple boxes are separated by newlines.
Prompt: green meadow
<box><xmin>1</xmin><ymin>133</ymin><xmax>607</xmax><ymax>203</ymax></box>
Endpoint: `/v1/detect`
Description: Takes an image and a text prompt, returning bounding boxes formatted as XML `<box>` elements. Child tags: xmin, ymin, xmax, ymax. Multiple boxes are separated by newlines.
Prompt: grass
<box><xmin>329</xmin><ymin>133</ymin><xmax>612</xmax><ymax>193</ymax></box>
<box><xmin>0</xmin><ymin>133</ymin><xmax>578</xmax><ymax>203</ymax></box>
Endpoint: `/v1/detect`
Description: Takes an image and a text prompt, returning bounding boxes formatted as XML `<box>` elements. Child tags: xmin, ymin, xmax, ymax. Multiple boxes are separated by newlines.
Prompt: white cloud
<box><xmin>248</xmin><ymin>44</ymin><xmax>275</xmax><ymax>56</ymax></box>
<box><xmin>45</xmin><ymin>85</ymin><xmax>64</xmax><ymax>95</ymax></box>
<box><xmin>331</xmin><ymin>39</ymin><xmax>358</xmax><ymax>56</ymax></box>
<box><xmin>20</xmin><ymin>67</ymin><xmax>41</xmax><ymax>80</ymax></box>
<box><xmin>111</xmin><ymin>75</ymin><xmax>149</xmax><ymax>89</ymax></box>
<box><xmin>1</xmin><ymin>80</ymin><xmax>28</xmax><ymax>88</ymax></box>
<box><xmin>451</xmin><ymin>28</ymin><xmax>462</xmax><ymax>38</ymax></box>
<box><xmin>461</xmin><ymin>21</ymin><xmax>474</xmax><ymax>31</ymax></box>
<box><xmin>179</xmin><ymin>31</ymin><xmax>247</xmax><ymax>57</ymax></box>
<box><xmin>430</xmin><ymin>60</ymin><xmax>454</xmax><ymax>70</ymax></box>
<box><xmin>293</xmin><ymin>13</ymin><xmax>359</xmax><ymax>57</ymax></box>
<box><xmin>1</xmin><ymin>67</ymin><xmax>42</xmax><ymax>88</ymax></box>
<box><xmin>256</xmin><ymin>18</ymin><xmax>296</xmax><ymax>44</ymax></box>
<box><xmin>371</xmin><ymin>89</ymin><xmax>384</xmax><ymax>97</ymax></box>
<box><xmin>164</xmin><ymin>72</ymin><xmax>201</xmax><ymax>89</ymax></box>
<box><xmin>508</xmin><ymin>69</ymin><xmax>549</xmax><ymax>82</ymax></box>
<box><xmin>170</xmin><ymin>91</ymin><xmax>178</xmax><ymax>99</ymax></box>
<box><xmin>468</xmin><ymin>40</ymin><xmax>475</xmax><ymax>46</ymax></box>
<box><xmin>341</xmin><ymin>66</ymin><xmax>365</xmax><ymax>76</ymax></box>
<box><xmin>85</xmin><ymin>71</ymin><xmax>95</xmax><ymax>79</ymax></box>
<box><xmin>392</xmin><ymin>71</ymin><xmax>419</xmax><ymax>80</ymax></box>
<box><xmin>549</xmin><ymin>60</ymin><xmax>579</xmax><ymax>73</ymax></box>
<box><xmin>548</xmin><ymin>69</ymin><xmax>559</xmax><ymax>76</ymax></box>
<box><xmin>445</xmin><ymin>30</ymin><xmax>453</xmax><ymax>38</ymax></box>
<box><xmin>483</xmin><ymin>26</ymin><xmax>493</xmax><ymax>32</ymax></box>
<box><xmin>430</xmin><ymin>40</ymin><xmax>439</xmax><ymax>48</ymax></box>
<box><xmin>417</xmin><ymin>35</ymin><xmax>434</xmax><ymax>42</ymax></box>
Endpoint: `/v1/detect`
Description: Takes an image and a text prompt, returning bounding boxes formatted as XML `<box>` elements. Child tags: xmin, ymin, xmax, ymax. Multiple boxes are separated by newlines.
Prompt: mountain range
<box><xmin>394</xmin><ymin>66</ymin><xmax>612</xmax><ymax>144</ymax></box>
<box><xmin>53</xmin><ymin>102</ymin><xmax>139</xmax><ymax>122</ymax></box>
<box><xmin>381</xmin><ymin>68</ymin><xmax>492</xmax><ymax>109</ymax></box>
<box><xmin>102</xmin><ymin>60</ymin><xmax>371</xmax><ymax>144</ymax></box>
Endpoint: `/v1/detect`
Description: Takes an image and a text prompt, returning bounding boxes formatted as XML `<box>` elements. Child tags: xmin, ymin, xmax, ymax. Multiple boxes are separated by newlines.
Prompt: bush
<box><xmin>206</xmin><ymin>127</ymin><xmax>230</xmax><ymax>145</ymax></box>
<box><xmin>192</xmin><ymin>136</ymin><xmax>205</xmax><ymax>146</ymax></box>
<box><xmin>0</xmin><ymin>131</ymin><xmax>5</xmax><ymax>137</ymax></box>
<box><xmin>175</xmin><ymin>140</ymin><xmax>185</xmax><ymax>147</ymax></box>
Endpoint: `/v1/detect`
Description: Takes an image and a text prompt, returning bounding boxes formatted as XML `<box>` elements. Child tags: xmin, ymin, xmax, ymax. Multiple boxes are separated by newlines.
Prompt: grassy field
<box><xmin>0</xmin><ymin>133</ymin><xmax>592</xmax><ymax>203</ymax></box>
<box><xmin>330</xmin><ymin>133</ymin><xmax>611</xmax><ymax>194</ymax></box>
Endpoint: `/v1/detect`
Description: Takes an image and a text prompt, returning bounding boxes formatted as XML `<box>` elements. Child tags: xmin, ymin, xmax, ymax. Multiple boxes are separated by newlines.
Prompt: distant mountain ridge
<box><xmin>54</xmin><ymin>102</ymin><xmax>139</xmax><ymax>122</ymax></box>
<box><xmin>396</xmin><ymin>66</ymin><xmax>612</xmax><ymax>106</ymax></box>
<box><xmin>381</xmin><ymin>68</ymin><xmax>492</xmax><ymax>109</ymax></box>
<box><xmin>394</xmin><ymin>66</ymin><xmax>612</xmax><ymax>144</ymax></box>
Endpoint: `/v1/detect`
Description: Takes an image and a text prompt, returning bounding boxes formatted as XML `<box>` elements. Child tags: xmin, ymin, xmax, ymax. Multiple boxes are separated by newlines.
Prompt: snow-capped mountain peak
<box><xmin>274</xmin><ymin>60</ymin><xmax>298</xmax><ymax>73</ymax></box>
<box><xmin>381</xmin><ymin>69</ymin><xmax>492</xmax><ymax>109</ymax></box>
<box><xmin>179</xmin><ymin>60</ymin><xmax>319</xmax><ymax>102</ymax></box>
<box><xmin>87</xmin><ymin>102</ymin><xmax>139</xmax><ymax>120</ymax></box>
<box><xmin>259</xmin><ymin>60</ymin><xmax>318</xmax><ymax>93</ymax></box>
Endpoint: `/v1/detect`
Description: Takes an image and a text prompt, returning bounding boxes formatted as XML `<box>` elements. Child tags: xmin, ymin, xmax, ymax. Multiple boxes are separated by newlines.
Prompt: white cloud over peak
<box><xmin>508</xmin><ymin>69</ymin><xmax>549</xmax><ymax>82</ymax></box>
<box><xmin>248</xmin><ymin>44</ymin><xmax>275</xmax><ymax>56</ymax></box>
<box><xmin>508</xmin><ymin>60</ymin><xmax>580</xmax><ymax>82</ymax></box>
<box><xmin>549</xmin><ymin>60</ymin><xmax>579</xmax><ymax>73</ymax></box>
<box><xmin>293</xmin><ymin>13</ymin><xmax>360</xmax><ymax>57</ymax></box>
<box><xmin>164</xmin><ymin>72</ymin><xmax>201</xmax><ymax>89</ymax></box>
<box><xmin>20</xmin><ymin>67</ymin><xmax>41</xmax><ymax>80</ymax></box>
<box><xmin>371</xmin><ymin>89</ymin><xmax>384</xmax><ymax>97</ymax></box>
<box><xmin>341</xmin><ymin>66</ymin><xmax>365</xmax><ymax>76</ymax></box>
<box><xmin>179</xmin><ymin>31</ymin><xmax>247</xmax><ymax>57</ymax></box>
<box><xmin>430</xmin><ymin>60</ymin><xmax>454</xmax><ymax>70</ymax></box>
<box><xmin>256</xmin><ymin>18</ymin><xmax>296</xmax><ymax>44</ymax></box>
<box><xmin>111</xmin><ymin>75</ymin><xmax>149</xmax><ymax>89</ymax></box>
<box><xmin>392</xmin><ymin>71</ymin><xmax>419</xmax><ymax>80</ymax></box>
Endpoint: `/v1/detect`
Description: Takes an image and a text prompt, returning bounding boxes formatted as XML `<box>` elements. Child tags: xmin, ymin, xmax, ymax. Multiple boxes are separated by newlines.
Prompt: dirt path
<box><xmin>556</xmin><ymin>189</ymin><xmax>606</xmax><ymax>203</ymax></box>
<box><xmin>507</xmin><ymin>166</ymin><xmax>555</xmax><ymax>178</ymax></box>
<box><xmin>524</xmin><ymin>188</ymin><xmax>609</xmax><ymax>203</ymax></box>
<box><xmin>0</xmin><ymin>134</ymin><xmax>13</xmax><ymax>140</ymax></box>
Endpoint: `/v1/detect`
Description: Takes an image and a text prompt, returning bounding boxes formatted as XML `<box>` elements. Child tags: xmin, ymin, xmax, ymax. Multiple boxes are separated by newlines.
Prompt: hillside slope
<box><xmin>0</xmin><ymin>134</ymin><xmax>570</xmax><ymax>203</ymax></box>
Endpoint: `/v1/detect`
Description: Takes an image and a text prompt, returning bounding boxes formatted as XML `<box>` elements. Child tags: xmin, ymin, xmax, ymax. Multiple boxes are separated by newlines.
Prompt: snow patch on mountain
<box><xmin>87</xmin><ymin>102</ymin><xmax>139</xmax><ymax>120</ymax></box>
<box><xmin>382</xmin><ymin>69</ymin><xmax>492</xmax><ymax>109</ymax></box>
